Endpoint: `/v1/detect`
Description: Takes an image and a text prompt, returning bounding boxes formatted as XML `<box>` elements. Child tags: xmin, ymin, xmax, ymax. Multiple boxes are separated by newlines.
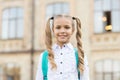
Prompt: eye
<box><xmin>65</xmin><ymin>25</ymin><xmax>71</xmax><ymax>29</ymax></box>
<box><xmin>55</xmin><ymin>25</ymin><xmax>61</xmax><ymax>29</ymax></box>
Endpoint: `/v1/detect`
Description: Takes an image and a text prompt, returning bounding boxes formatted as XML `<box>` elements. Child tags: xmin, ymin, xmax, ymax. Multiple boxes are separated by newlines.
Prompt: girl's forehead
<box><xmin>54</xmin><ymin>17</ymin><xmax>72</xmax><ymax>24</ymax></box>
<box><xmin>54</xmin><ymin>15</ymin><xmax>72</xmax><ymax>19</ymax></box>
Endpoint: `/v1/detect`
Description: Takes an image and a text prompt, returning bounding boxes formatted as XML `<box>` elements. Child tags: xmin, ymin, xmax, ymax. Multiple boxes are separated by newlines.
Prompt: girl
<box><xmin>36</xmin><ymin>15</ymin><xmax>89</xmax><ymax>80</ymax></box>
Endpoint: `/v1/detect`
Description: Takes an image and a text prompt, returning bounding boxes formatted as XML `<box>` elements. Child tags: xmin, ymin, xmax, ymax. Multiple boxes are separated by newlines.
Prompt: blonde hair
<box><xmin>45</xmin><ymin>15</ymin><xmax>84</xmax><ymax>73</ymax></box>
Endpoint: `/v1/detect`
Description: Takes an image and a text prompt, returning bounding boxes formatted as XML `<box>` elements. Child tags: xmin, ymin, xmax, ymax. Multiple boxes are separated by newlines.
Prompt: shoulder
<box><xmin>84</xmin><ymin>54</ymin><xmax>89</xmax><ymax>65</ymax></box>
<box><xmin>40</xmin><ymin>50</ymin><xmax>48</xmax><ymax>58</ymax></box>
<box><xmin>37</xmin><ymin>51</ymin><xmax>48</xmax><ymax>65</ymax></box>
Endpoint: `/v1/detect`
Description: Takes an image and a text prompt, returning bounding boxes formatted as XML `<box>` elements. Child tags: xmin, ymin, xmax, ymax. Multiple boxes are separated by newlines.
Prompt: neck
<box><xmin>57</xmin><ymin>41</ymin><xmax>69</xmax><ymax>48</ymax></box>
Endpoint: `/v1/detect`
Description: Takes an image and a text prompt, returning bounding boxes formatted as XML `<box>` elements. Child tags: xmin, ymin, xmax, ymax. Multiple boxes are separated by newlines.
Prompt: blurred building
<box><xmin>0</xmin><ymin>0</ymin><xmax>120</xmax><ymax>80</ymax></box>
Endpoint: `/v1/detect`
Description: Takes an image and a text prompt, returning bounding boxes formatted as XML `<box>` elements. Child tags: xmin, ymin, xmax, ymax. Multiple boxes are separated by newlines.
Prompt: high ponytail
<box><xmin>45</xmin><ymin>17</ymin><xmax>57</xmax><ymax>70</ymax></box>
<box><xmin>73</xmin><ymin>17</ymin><xmax>84</xmax><ymax>74</ymax></box>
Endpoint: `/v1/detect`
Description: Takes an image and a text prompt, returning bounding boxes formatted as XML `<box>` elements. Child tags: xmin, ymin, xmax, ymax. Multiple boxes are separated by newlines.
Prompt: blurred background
<box><xmin>0</xmin><ymin>0</ymin><xmax>120</xmax><ymax>80</ymax></box>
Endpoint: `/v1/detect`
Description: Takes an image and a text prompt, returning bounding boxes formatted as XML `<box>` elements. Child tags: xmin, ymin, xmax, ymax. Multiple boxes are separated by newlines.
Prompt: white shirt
<box><xmin>36</xmin><ymin>43</ymin><xmax>89</xmax><ymax>80</ymax></box>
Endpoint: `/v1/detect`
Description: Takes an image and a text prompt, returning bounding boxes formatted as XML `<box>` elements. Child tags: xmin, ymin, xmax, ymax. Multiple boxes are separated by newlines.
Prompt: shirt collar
<box><xmin>52</xmin><ymin>42</ymin><xmax>74</xmax><ymax>50</ymax></box>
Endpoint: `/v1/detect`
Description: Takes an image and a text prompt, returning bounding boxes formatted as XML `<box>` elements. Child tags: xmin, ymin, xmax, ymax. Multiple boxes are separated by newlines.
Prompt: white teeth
<box><xmin>59</xmin><ymin>35</ymin><xmax>65</xmax><ymax>36</ymax></box>
<box><xmin>59</xmin><ymin>35</ymin><xmax>66</xmax><ymax>37</ymax></box>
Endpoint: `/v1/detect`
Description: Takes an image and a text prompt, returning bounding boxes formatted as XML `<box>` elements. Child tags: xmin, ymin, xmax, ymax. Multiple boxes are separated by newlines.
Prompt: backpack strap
<box><xmin>42</xmin><ymin>50</ymin><xmax>48</xmax><ymax>80</ymax></box>
<box><xmin>42</xmin><ymin>49</ymin><xmax>80</xmax><ymax>80</ymax></box>
<box><xmin>74</xmin><ymin>48</ymin><xmax>80</xmax><ymax>80</ymax></box>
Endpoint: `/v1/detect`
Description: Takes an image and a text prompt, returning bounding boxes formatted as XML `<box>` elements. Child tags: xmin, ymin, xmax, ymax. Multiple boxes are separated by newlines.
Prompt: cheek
<box><xmin>53</xmin><ymin>30</ymin><xmax>58</xmax><ymax>36</ymax></box>
<box><xmin>68</xmin><ymin>29</ymin><xmax>73</xmax><ymax>35</ymax></box>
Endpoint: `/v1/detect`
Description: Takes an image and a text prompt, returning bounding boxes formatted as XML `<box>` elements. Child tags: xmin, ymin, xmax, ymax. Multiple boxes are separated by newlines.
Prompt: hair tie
<box><xmin>72</xmin><ymin>17</ymin><xmax>76</xmax><ymax>20</ymax></box>
<box><xmin>50</xmin><ymin>17</ymin><xmax>54</xmax><ymax>20</ymax></box>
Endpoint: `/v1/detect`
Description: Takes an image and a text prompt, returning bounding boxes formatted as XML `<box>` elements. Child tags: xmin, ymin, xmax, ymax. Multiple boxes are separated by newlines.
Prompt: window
<box><xmin>2</xmin><ymin>7</ymin><xmax>24</xmax><ymax>39</ymax></box>
<box><xmin>5</xmin><ymin>63</ymin><xmax>20</xmax><ymax>80</ymax></box>
<box><xmin>46</xmin><ymin>2</ymin><xmax>70</xmax><ymax>19</ymax></box>
<box><xmin>94</xmin><ymin>0</ymin><xmax>120</xmax><ymax>33</ymax></box>
<box><xmin>0</xmin><ymin>67</ymin><xmax>3</xmax><ymax>80</ymax></box>
<box><xmin>103</xmin><ymin>11</ymin><xmax>112</xmax><ymax>32</ymax></box>
<box><xmin>95</xmin><ymin>60</ymin><xmax>120</xmax><ymax>80</ymax></box>
<box><xmin>7</xmin><ymin>75</ymin><xmax>14</xmax><ymax>80</ymax></box>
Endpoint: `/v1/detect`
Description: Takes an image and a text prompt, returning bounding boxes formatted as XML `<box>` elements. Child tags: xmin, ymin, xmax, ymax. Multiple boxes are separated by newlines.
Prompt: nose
<box><xmin>60</xmin><ymin>28</ymin><xmax>65</xmax><ymax>33</ymax></box>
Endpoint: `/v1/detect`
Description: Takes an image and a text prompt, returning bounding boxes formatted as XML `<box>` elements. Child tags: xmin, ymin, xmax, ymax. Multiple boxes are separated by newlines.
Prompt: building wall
<box><xmin>0</xmin><ymin>0</ymin><xmax>120</xmax><ymax>80</ymax></box>
<box><xmin>0</xmin><ymin>53</ymin><xmax>31</xmax><ymax>80</ymax></box>
<box><xmin>0</xmin><ymin>0</ymin><xmax>33</xmax><ymax>80</ymax></box>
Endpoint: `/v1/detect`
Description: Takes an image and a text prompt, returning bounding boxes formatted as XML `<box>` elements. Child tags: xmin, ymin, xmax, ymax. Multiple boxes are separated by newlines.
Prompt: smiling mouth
<box><xmin>59</xmin><ymin>35</ymin><xmax>66</xmax><ymax>38</ymax></box>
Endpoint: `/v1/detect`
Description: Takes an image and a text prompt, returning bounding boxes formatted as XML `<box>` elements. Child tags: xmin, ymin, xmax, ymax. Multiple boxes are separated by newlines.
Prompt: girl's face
<box><xmin>53</xmin><ymin>17</ymin><xmax>74</xmax><ymax>45</ymax></box>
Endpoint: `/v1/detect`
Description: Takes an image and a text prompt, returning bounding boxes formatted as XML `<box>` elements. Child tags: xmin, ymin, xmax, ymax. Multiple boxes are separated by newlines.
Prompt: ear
<box><xmin>72</xmin><ymin>26</ymin><xmax>75</xmax><ymax>34</ymax></box>
<box><xmin>52</xmin><ymin>26</ymin><xmax>54</xmax><ymax>32</ymax></box>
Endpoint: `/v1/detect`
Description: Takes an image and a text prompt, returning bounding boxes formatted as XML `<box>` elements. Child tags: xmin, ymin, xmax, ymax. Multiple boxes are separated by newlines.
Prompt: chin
<box><xmin>59</xmin><ymin>40</ymin><xmax>68</xmax><ymax>43</ymax></box>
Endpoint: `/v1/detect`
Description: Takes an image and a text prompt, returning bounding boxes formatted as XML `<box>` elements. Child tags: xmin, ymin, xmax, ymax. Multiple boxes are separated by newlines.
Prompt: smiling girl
<box><xmin>36</xmin><ymin>15</ymin><xmax>89</xmax><ymax>80</ymax></box>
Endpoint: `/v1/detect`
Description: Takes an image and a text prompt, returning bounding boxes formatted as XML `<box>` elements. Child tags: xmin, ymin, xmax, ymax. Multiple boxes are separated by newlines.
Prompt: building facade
<box><xmin>0</xmin><ymin>0</ymin><xmax>120</xmax><ymax>80</ymax></box>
